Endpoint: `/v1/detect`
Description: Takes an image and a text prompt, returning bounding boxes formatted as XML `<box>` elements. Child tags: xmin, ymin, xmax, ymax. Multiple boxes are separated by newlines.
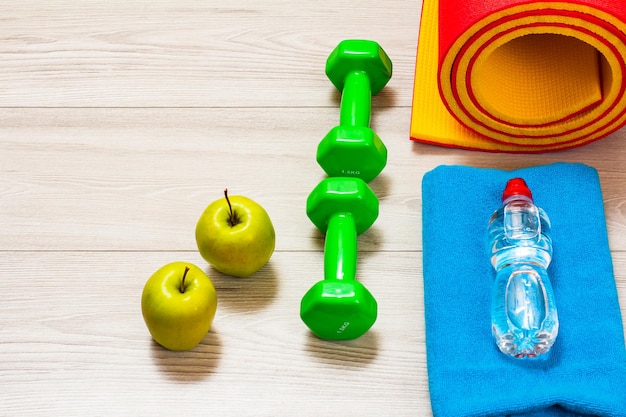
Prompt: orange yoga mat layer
<box><xmin>410</xmin><ymin>0</ymin><xmax>626</xmax><ymax>152</ymax></box>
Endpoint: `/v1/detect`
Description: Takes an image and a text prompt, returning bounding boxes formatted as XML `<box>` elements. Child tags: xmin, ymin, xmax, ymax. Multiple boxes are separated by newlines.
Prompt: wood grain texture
<box><xmin>2</xmin><ymin>107</ymin><xmax>626</xmax><ymax>252</ymax></box>
<box><xmin>0</xmin><ymin>1</ymin><xmax>625</xmax><ymax>416</ymax></box>
<box><xmin>0</xmin><ymin>0</ymin><xmax>420</xmax><ymax>107</ymax></box>
<box><xmin>0</xmin><ymin>251</ymin><xmax>428</xmax><ymax>416</ymax></box>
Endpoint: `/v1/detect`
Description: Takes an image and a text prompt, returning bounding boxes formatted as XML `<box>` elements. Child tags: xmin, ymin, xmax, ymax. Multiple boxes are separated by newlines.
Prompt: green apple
<box><xmin>195</xmin><ymin>189</ymin><xmax>275</xmax><ymax>278</ymax></box>
<box><xmin>141</xmin><ymin>262</ymin><xmax>218</xmax><ymax>351</ymax></box>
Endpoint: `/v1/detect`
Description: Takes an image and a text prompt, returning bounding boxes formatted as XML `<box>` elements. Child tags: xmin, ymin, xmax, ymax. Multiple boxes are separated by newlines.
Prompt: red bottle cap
<box><xmin>502</xmin><ymin>178</ymin><xmax>533</xmax><ymax>201</ymax></box>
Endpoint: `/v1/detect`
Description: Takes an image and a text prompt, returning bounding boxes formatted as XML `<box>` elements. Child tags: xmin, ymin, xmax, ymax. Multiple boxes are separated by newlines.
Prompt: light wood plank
<box><xmin>0</xmin><ymin>249</ymin><xmax>624</xmax><ymax>416</ymax></box>
<box><xmin>0</xmin><ymin>0</ymin><xmax>421</xmax><ymax>107</ymax></box>
<box><xmin>0</xmin><ymin>250</ymin><xmax>428</xmax><ymax>417</ymax></box>
<box><xmin>1</xmin><ymin>108</ymin><xmax>626</xmax><ymax>252</ymax></box>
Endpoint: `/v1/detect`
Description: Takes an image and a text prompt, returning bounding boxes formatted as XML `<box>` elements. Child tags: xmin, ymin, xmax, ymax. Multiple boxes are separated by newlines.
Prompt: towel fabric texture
<box><xmin>410</xmin><ymin>0</ymin><xmax>626</xmax><ymax>152</ymax></box>
<box><xmin>421</xmin><ymin>163</ymin><xmax>626</xmax><ymax>416</ymax></box>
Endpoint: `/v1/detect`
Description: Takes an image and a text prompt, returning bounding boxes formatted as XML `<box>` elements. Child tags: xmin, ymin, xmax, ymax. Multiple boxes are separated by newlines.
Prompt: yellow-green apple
<box><xmin>141</xmin><ymin>262</ymin><xmax>218</xmax><ymax>351</ymax></box>
<box><xmin>195</xmin><ymin>189</ymin><xmax>275</xmax><ymax>278</ymax></box>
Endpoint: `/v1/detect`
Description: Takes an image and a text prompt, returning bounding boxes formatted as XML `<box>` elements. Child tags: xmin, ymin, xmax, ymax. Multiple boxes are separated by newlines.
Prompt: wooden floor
<box><xmin>1</xmin><ymin>1</ymin><xmax>625</xmax><ymax>416</ymax></box>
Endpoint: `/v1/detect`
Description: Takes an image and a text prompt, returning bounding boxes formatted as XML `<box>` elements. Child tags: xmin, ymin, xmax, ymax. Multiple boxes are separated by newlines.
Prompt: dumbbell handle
<box><xmin>324</xmin><ymin>212</ymin><xmax>357</xmax><ymax>282</ymax></box>
<box><xmin>340</xmin><ymin>71</ymin><xmax>372</xmax><ymax>128</ymax></box>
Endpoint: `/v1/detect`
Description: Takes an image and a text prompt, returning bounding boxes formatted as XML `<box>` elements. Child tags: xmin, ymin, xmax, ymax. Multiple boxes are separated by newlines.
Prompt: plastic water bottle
<box><xmin>488</xmin><ymin>178</ymin><xmax>558</xmax><ymax>359</ymax></box>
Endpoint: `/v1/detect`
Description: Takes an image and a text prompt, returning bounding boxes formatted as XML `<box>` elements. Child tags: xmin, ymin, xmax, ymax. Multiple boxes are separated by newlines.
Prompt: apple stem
<box><xmin>224</xmin><ymin>188</ymin><xmax>240</xmax><ymax>227</ymax></box>
<box><xmin>180</xmin><ymin>266</ymin><xmax>190</xmax><ymax>294</ymax></box>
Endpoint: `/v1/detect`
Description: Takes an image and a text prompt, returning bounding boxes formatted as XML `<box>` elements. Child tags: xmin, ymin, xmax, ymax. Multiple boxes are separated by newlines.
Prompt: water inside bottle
<box><xmin>489</xmin><ymin>192</ymin><xmax>558</xmax><ymax>359</ymax></box>
<box><xmin>491</xmin><ymin>261</ymin><xmax>558</xmax><ymax>359</ymax></box>
<box><xmin>507</xmin><ymin>266</ymin><xmax>547</xmax><ymax>331</ymax></box>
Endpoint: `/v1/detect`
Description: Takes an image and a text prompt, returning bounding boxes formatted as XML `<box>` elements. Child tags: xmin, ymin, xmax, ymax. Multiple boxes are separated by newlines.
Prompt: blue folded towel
<box><xmin>421</xmin><ymin>162</ymin><xmax>626</xmax><ymax>417</ymax></box>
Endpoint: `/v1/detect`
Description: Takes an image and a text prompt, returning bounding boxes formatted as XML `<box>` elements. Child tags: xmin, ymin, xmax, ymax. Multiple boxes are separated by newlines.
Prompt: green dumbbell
<box><xmin>317</xmin><ymin>39</ymin><xmax>393</xmax><ymax>183</ymax></box>
<box><xmin>300</xmin><ymin>177</ymin><xmax>379</xmax><ymax>340</ymax></box>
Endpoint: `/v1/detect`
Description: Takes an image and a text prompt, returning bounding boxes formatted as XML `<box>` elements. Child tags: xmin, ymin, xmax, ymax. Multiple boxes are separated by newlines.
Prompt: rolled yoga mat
<box><xmin>410</xmin><ymin>0</ymin><xmax>626</xmax><ymax>152</ymax></box>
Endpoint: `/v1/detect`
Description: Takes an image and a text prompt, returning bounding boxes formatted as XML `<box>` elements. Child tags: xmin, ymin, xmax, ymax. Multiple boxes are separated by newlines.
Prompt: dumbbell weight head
<box><xmin>301</xmin><ymin>279</ymin><xmax>378</xmax><ymax>340</ymax></box>
<box><xmin>306</xmin><ymin>176</ymin><xmax>378</xmax><ymax>235</ymax></box>
<box><xmin>317</xmin><ymin>125</ymin><xmax>387</xmax><ymax>183</ymax></box>
<box><xmin>326</xmin><ymin>39</ymin><xmax>393</xmax><ymax>96</ymax></box>
<box><xmin>301</xmin><ymin>177</ymin><xmax>379</xmax><ymax>340</ymax></box>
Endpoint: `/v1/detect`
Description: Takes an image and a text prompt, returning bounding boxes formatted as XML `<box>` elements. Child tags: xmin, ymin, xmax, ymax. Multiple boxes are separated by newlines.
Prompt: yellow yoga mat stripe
<box><xmin>410</xmin><ymin>0</ymin><xmax>626</xmax><ymax>152</ymax></box>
